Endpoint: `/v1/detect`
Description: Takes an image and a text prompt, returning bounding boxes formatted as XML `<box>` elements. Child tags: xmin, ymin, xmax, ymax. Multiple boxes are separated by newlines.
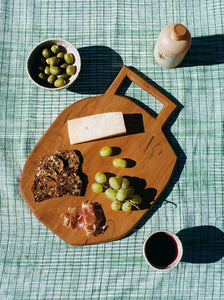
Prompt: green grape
<box><xmin>95</xmin><ymin>172</ymin><xmax>107</xmax><ymax>184</ymax></box>
<box><xmin>122</xmin><ymin>201</ymin><xmax>132</xmax><ymax>212</ymax></box>
<box><xmin>116</xmin><ymin>188</ymin><xmax>127</xmax><ymax>201</ymax></box>
<box><xmin>109</xmin><ymin>177</ymin><xmax>121</xmax><ymax>190</ymax></box>
<box><xmin>105</xmin><ymin>188</ymin><xmax>117</xmax><ymax>201</ymax></box>
<box><xmin>121</xmin><ymin>178</ymin><xmax>130</xmax><ymax>189</ymax></box>
<box><xmin>129</xmin><ymin>194</ymin><xmax>142</xmax><ymax>205</ymax></box>
<box><xmin>100</xmin><ymin>146</ymin><xmax>112</xmax><ymax>157</ymax></box>
<box><xmin>116</xmin><ymin>175</ymin><xmax>123</xmax><ymax>187</ymax></box>
<box><xmin>126</xmin><ymin>186</ymin><xmax>135</xmax><ymax>198</ymax></box>
<box><xmin>112</xmin><ymin>158</ymin><xmax>127</xmax><ymax>168</ymax></box>
<box><xmin>111</xmin><ymin>200</ymin><xmax>121</xmax><ymax>211</ymax></box>
<box><xmin>91</xmin><ymin>183</ymin><xmax>103</xmax><ymax>193</ymax></box>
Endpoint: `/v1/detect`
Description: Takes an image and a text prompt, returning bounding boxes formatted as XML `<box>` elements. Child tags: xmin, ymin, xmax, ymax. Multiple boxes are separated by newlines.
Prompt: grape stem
<box><xmin>126</xmin><ymin>200</ymin><xmax>140</xmax><ymax>210</ymax></box>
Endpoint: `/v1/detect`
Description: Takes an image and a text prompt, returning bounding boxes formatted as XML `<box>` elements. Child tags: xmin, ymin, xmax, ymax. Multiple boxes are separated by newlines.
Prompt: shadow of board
<box><xmin>180</xmin><ymin>34</ymin><xmax>224</xmax><ymax>67</ymax></box>
<box><xmin>110</xmin><ymin>67</ymin><xmax>186</xmax><ymax>234</ymax></box>
<box><xmin>120</xmin><ymin>67</ymin><xmax>186</xmax><ymax>224</ymax></box>
<box><xmin>177</xmin><ymin>226</ymin><xmax>224</xmax><ymax>263</ymax></box>
<box><xmin>68</xmin><ymin>45</ymin><xmax>124</xmax><ymax>94</ymax></box>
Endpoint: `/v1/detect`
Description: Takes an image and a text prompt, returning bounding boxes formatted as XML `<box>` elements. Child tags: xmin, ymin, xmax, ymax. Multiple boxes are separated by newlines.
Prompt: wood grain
<box><xmin>20</xmin><ymin>65</ymin><xmax>178</xmax><ymax>246</ymax></box>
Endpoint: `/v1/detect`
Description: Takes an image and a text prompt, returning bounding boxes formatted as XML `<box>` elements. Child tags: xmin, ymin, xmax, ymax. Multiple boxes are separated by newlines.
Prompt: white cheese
<box><xmin>67</xmin><ymin>112</ymin><xmax>127</xmax><ymax>144</ymax></box>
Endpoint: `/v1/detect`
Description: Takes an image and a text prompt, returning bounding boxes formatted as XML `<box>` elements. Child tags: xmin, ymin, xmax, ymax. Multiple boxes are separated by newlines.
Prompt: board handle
<box><xmin>105</xmin><ymin>65</ymin><xmax>177</xmax><ymax>127</ymax></box>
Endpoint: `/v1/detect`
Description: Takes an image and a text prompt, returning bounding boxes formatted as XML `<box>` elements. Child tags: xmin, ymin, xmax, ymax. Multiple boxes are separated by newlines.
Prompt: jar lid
<box><xmin>172</xmin><ymin>24</ymin><xmax>187</xmax><ymax>40</ymax></box>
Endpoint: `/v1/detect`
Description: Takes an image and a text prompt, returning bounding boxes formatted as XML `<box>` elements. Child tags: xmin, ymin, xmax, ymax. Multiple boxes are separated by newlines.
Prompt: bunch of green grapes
<box><xmin>92</xmin><ymin>173</ymin><xmax>142</xmax><ymax>212</ymax></box>
<box><xmin>91</xmin><ymin>146</ymin><xmax>142</xmax><ymax>211</ymax></box>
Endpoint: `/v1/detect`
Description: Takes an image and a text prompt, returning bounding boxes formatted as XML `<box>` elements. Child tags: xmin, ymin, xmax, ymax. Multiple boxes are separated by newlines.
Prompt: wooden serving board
<box><xmin>20</xmin><ymin>65</ymin><xmax>177</xmax><ymax>246</ymax></box>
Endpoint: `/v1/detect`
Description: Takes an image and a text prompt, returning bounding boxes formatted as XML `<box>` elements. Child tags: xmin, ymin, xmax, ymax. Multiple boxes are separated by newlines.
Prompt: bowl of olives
<box><xmin>27</xmin><ymin>38</ymin><xmax>81</xmax><ymax>91</ymax></box>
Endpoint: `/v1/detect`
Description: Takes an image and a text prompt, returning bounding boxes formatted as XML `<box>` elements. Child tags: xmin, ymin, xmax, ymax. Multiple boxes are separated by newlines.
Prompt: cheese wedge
<box><xmin>67</xmin><ymin>112</ymin><xmax>126</xmax><ymax>144</ymax></box>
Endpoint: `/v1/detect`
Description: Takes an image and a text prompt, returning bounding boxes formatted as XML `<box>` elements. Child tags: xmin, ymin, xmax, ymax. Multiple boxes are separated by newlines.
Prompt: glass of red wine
<box><xmin>143</xmin><ymin>230</ymin><xmax>183</xmax><ymax>271</ymax></box>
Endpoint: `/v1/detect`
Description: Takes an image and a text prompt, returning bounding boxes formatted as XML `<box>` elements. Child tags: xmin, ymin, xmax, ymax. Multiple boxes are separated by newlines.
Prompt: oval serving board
<box><xmin>20</xmin><ymin>65</ymin><xmax>178</xmax><ymax>246</ymax></box>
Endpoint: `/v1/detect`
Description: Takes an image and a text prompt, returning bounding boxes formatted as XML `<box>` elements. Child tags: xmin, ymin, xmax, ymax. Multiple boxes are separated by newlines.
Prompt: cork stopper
<box><xmin>172</xmin><ymin>24</ymin><xmax>187</xmax><ymax>40</ymax></box>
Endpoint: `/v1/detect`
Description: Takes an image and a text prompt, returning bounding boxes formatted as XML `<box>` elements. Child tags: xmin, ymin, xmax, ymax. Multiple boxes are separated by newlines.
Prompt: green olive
<box><xmin>50</xmin><ymin>66</ymin><xmax>61</xmax><ymax>75</ymax></box>
<box><xmin>37</xmin><ymin>45</ymin><xmax>76</xmax><ymax>87</ymax></box>
<box><xmin>42</xmin><ymin>48</ymin><xmax>51</xmax><ymax>58</ymax></box>
<box><xmin>57</xmin><ymin>73</ymin><xmax>69</xmax><ymax>79</ymax></box>
<box><xmin>64</xmin><ymin>53</ymin><xmax>74</xmax><ymax>64</ymax></box>
<box><xmin>60</xmin><ymin>63</ymin><xmax>68</xmax><ymax>69</ymax></box>
<box><xmin>46</xmin><ymin>56</ymin><xmax>60</xmax><ymax>65</ymax></box>
<box><xmin>57</xmin><ymin>52</ymin><xmax>65</xmax><ymax>59</ymax></box>
<box><xmin>44</xmin><ymin>66</ymin><xmax>51</xmax><ymax>75</ymax></box>
<box><xmin>54</xmin><ymin>78</ymin><xmax>66</xmax><ymax>88</ymax></box>
<box><xmin>51</xmin><ymin>44</ymin><xmax>60</xmax><ymax>54</ymax></box>
<box><xmin>47</xmin><ymin>74</ymin><xmax>56</xmax><ymax>84</ymax></box>
<box><xmin>38</xmin><ymin>65</ymin><xmax>44</xmax><ymax>71</ymax></box>
<box><xmin>38</xmin><ymin>72</ymin><xmax>47</xmax><ymax>80</ymax></box>
<box><xmin>40</xmin><ymin>57</ymin><xmax>46</xmax><ymax>65</ymax></box>
<box><xmin>66</xmin><ymin>65</ymin><xmax>76</xmax><ymax>76</ymax></box>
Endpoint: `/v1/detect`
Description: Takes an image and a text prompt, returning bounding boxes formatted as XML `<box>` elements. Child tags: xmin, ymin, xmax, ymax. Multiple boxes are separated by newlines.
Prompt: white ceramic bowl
<box><xmin>143</xmin><ymin>230</ymin><xmax>183</xmax><ymax>271</ymax></box>
<box><xmin>26</xmin><ymin>38</ymin><xmax>81</xmax><ymax>91</ymax></box>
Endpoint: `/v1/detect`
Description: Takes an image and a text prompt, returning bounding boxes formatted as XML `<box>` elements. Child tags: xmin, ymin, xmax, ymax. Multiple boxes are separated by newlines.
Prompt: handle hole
<box><xmin>117</xmin><ymin>80</ymin><xmax>164</xmax><ymax>117</ymax></box>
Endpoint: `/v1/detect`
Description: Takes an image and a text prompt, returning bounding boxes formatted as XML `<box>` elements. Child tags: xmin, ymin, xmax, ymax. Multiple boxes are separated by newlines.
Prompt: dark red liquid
<box><xmin>145</xmin><ymin>232</ymin><xmax>178</xmax><ymax>268</ymax></box>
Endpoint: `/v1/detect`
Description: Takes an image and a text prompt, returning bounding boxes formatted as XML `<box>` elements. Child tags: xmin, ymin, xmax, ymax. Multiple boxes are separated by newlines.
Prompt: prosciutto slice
<box><xmin>61</xmin><ymin>202</ymin><xmax>106</xmax><ymax>236</ymax></box>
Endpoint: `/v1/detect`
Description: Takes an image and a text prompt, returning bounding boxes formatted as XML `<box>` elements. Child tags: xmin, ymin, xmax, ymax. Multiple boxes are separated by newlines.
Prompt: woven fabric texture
<box><xmin>1</xmin><ymin>0</ymin><xmax>224</xmax><ymax>299</ymax></box>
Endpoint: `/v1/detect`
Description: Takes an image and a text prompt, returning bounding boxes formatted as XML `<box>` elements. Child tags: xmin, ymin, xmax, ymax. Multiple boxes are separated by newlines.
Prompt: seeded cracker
<box><xmin>32</xmin><ymin>176</ymin><xmax>58</xmax><ymax>202</ymax></box>
<box><xmin>56</xmin><ymin>150</ymin><xmax>80</xmax><ymax>172</ymax></box>
<box><xmin>32</xmin><ymin>150</ymin><xmax>82</xmax><ymax>202</ymax></box>
<box><xmin>35</xmin><ymin>154</ymin><xmax>64</xmax><ymax>181</ymax></box>
<box><xmin>57</xmin><ymin>170</ymin><xmax>82</xmax><ymax>197</ymax></box>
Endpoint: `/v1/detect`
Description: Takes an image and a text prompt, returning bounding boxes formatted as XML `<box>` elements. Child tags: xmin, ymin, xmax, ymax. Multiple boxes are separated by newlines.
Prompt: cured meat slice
<box><xmin>62</xmin><ymin>206</ymin><xmax>83</xmax><ymax>229</ymax></box>
<box><xmin>82</xmin><ymin>202</ymin><xmax>97</xmax><ymax>235</ymax></box>
<box><xmin>61</xmin><ymin>202</ymin><xmax>106</xmax><ymax>236</ymax></box>
<box><xmin>57</xmin><ymin>170</ymin><xmax>82</xmax><ymax>197</ymax></box>
<box><xmin>62</xmin><ymin>207</ymin><xmax>79</xmax><ymax>229</ymax></box>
